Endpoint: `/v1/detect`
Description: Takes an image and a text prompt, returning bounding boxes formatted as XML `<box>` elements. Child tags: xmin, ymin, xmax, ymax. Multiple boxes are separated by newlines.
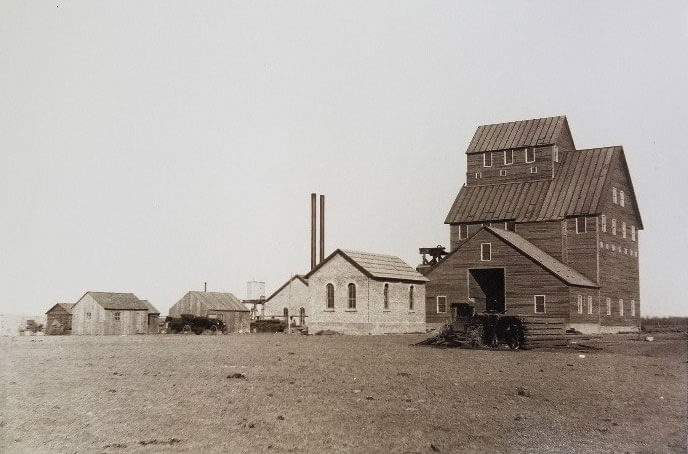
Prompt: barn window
<box><xmin>575</xmin><ymin>217</ymin><xmax>587</xmax><ymax>234</ymax></box>
<box><xmin>208</xmin><ymin>314</ymin><xmax>218</xmax><ymax>319</ymax></box>
<box><xmin>409</xmin><ymin>286</ymin><xmax>415</xmax><ymax>310</ymax></box>
<box><xmin>500</xmin><ymin>169</ymin><xmax>507</xmax><ymax>177</ymax></box>
<box><xmin>530</xmin><ymin>166</ymin><xmax>538</xmax><ymax>174</ymax></box>
<box><xmin>505</xmin><ymin>221</ymin><xmax>515</xmax><ymax>231</ymax></box>
<box><xmin>534</xmin><ymin>295</ymin><xmax>546</xmax><ymax>313</ymax></box>
<box><xmin>606</xmin><ymin>298</ymin><xmax>611</xmax><ymax>315</ymax></box>
<box><xmin>611</xmin><ymin>219</ymin><xmax>617</xmax><ymax>235</ymax></box>
<box><xmin>620</xmin><ymin>191</ymin><xmax>625</xmax><ymax>207</ymax></box>
<box><xmin>475</xmin><ymin>172</ymin><xmax>482</xmax><ymax>179</ymax></box>
<box><xmin>612</xmin><ymin>187</ymin><xmax>618</xmax><ymax>204</ymax></box>
<box><xmin>601</xmin><ymin>215</ymin><xmax>606</xmax><ymax>232</ymax></box>
<box><xmin>631</xmin><ymin>300</ymin><xmax>636</xmax><ymax>317</ymax></box>
<box><xmin>347</xmin><ymin>283</ymin><xmax>356</xmax><ymax>310</ymax></box>
<box><xmin>587</xmin><ymin>296</ymin><xmax>593</xmax><ymax>315</ymax></box>
<box><xmin>577</xmin><ymin>295</ymin><xmax>583</xmax><ymax>314</ymax></box>
<box><xmin>86</xmin><ymin>312</ymin><xmax>92</xmax><ymax>320</ymax></box>
<box><xmin>383</xmin><ymin>284</ymin><xmax>389</xmax><ymax>310</ymax></box>
<box><xmin>437</xmin><ymin>296</ymin><xmax>447</xmax><ymax>314</ymax></box>
<box><xmin>504</xmin><ymin>149</ymin><xmax>513</xmax><ymax>165</ymax></box>
<box><xmin>459</xmin><ymin>224</ymin><xmax>468</xmax><ymax>240</ymax></box>
<box><xmin>553</xmin><ymin>146</ymin><xmax>560</xmax><ymax>162</ymax></box>
<box><xmin>283</xmin><ymin>307</ymin><xmax>288</xmax><ymax>319</ymax></box>
<box><xmin>483</xmin><ymin>152</ymin><xmax>492</xmax><ymax>167</ymax></box>
<box><xmin>480</xmin><ymin>243</ymin><xmax>491</xmax><ymax>261</ymax></box>
<box><xmin>622</xmin><ymin>222</ymin><xmax>626</xmax><ymax>238</ymax></box>
<box><xmin>114</xmin><ymin>312</ymin><xmax>121</xmax><ymax>321</ymax></box>
<box><xmin>525</xmin><ymin>148</ymin><xmax>535</xmax><ymax>163</ymax></box>
<box><xmin>326</xmin><ymin>283</ymin><xmax>335</xmax><ymax>309</ymax></box>
<box><xmin>619</xmin><ymin>299</ymin><xmax>624</xmax><ymax>316</ymax></box>
<box><xmin>631</xmin><ymin>225</ymin><xmax>636</xmax><ymax>241</ymax></box>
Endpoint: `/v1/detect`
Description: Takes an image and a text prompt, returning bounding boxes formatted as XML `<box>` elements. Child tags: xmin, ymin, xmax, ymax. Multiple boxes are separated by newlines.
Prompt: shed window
<box><xmin>409</xmin><ymin>286</ymin><xmax>415</xmax><ymax>310</ymax></box>
<box><xmin>606</xmin><ymin>297</ymin><xmax>611</xmax><ymax>315</ymax></box>
<box><xmin>575</xmin><ymin>217</ymin><xmax>587</xmax><ymax>234</ymax></box>
<box><xmin>631</xmin><ymin>225</ymin><xmax>636</xmax><ymax>241</ymax></box>
<box><xmin>505</xmin><ymin>221</ymin><xmax>515</xmax><ymax>232</ymax></box>
<box><xmin>619</xmin><ymin>299</ymin><xmax>624</xmax><ymax>316</ymax></box>
<box><xmin>577</xmin><ymin>295</ymin><xmax>583</xmax><ymax>314</ymax></box>
<box><xmin>480</xmin><ymin>243</ymin><xmax>491</xmax><ymax>261</ymax></box>
<box><xmin>530</xmin><ymin>166</ymin><xmax>538</xmax><ymax>174</ymax></box>
<box><xmin>504</xmin><ymin>149</ymin><xmax>513</xmax><ymax>165</ymax></box>
<box><xmin>611</xmin><ymin>219</ymin><xmax>617</xmax><ymax>235</ymax></box>
<box><xmin>620</xmin><ymin>191</ymin><xmax>625</xmax><ymax>207</ymax></box>
<box><xmin>612</xmin><ymin>187</ymin><xmax>618</xmax><ymax>204</ymax></box>
<box><xmin>483</xmin><ymin>152</ymin><xmax>492</xmax><ymax>167</ymax></box>
<box><xmin>601</xmin><ymin>215</ymin><xmax>606</xmax><ymax>232</ymax></box>
<box><xmin>326</xmin><ymin>283</ymin><xmax>334</xmax><ymax>309</ymax></box>
<box><xmin>525</xmin><ymin>148</ymin><xmax>535</xmax><ymax>163</ymax></box>
<box><xmin>631</xmin><ymin>300</ymin><xmax>636</xmax><ymax>317</ymax></box>
<box><xmin>437</xmin><ymin>296</ymin><xmax>447</xmax><ymax>314</ymax></box>
<box><xmin>347</xmin><ymin>283</ymin><xmax>356</xmax><ymax>310</ymax></box>
<box><xmin>475</xmin><ymin>172</ymin><xmax>482</xmax><ymax>179</ymax></box>
<box><xmin>86</xmin><ymin>312</ymin><xmax>92</xmax><ymax>320</ymax></box>
<box><xmin>114</xmin><ymin>312</ymin><xmax>121</xmax><ymax>321</ymax></box>
<box><xmin>587</xmin><ymin>296</ymin><xmax>593</xmax><ymax>315</ymax></box>
<box><xmin>459</xmin><ymin>224</ymin><xmax>468</xmax><ymax>240</ymax></box>
<box><xmin>500</xmin><ymin>169</ymin><xmax>507</xmax><ymax>177</ymax></box>
<box><xmin>383</xmin><ymin>284</ymin><xmax>389</xmax><ymax>310</ymax></box>
<box><xmin>534</xmin><ymin>295</ymin><xmax>546</xmax><ymax>313</ymax></box>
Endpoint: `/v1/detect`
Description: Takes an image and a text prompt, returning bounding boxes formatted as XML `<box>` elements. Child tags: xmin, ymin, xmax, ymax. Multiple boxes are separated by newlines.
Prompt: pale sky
<box><xmin>1</xmin><ymin>1</ymin><xmax>687</xmax><ymax>317</ymax></box>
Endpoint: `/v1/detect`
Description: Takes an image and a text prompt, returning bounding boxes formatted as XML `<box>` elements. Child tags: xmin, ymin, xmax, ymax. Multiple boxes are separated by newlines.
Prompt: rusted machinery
<box><xmin>419</xmin><ymin>245</ymin><xmax>448</xmax><ymax>266</ymax></box>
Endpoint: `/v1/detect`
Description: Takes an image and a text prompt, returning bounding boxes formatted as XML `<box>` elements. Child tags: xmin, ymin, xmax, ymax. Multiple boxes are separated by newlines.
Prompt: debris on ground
<box><xmin>227</xmin><ymin>373</ymin><xmax>246</xmax><ymax>379</ymax></box>
<box><xmin>315</xmin><ymin>330</ymin><xmax>342</xmax><ymax>336</ymax></box>
<box><xmin>517</xmin><ymin>387</ymin><xmax>531</xmax><ymax>397</ymax></box>
<box><xmin>277</xmin><ymin>415</ymin><xmax>285</xmax><ymax>420</ymax></box>
<box><xmin>430</xmin><ymin>443</ymin><xmax>441</xmax><ymax>452</ymax></box>
<box><xmin>139</xmin><ymin>438</ymin><xmax>181</xmax><ymax>446</ymax></box>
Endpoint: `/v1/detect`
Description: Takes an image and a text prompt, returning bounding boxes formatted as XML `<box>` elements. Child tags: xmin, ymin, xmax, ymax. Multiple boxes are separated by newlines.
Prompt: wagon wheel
<box><xmin>210</xmin><ymin>325</ymin><xmax>218</xmax><ymax>335</ymax></box>
<box><xmin>182</xmin><ymin>324</ymin><xmax>192</xmax><ymax>334</ymax></box>
<box><xmin>507</xmin><ymin>324</ymin><xmax>522</xmax><ymax>350</ymax></box>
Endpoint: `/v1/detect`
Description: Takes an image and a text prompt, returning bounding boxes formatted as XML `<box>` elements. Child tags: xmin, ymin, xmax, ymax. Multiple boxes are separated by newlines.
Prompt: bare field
<box><xmin>1</xmin><ymin>333</ymin><xmax>686</xmax><ymax>453</ymax></box>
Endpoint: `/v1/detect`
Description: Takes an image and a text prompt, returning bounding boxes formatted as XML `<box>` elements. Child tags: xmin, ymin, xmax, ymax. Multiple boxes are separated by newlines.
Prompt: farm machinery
<box><xmin>419</xmin><ymin>302</ymin><xmax>565</xmax><ymax>350</ymax></box>
<box><xmin>165</xmin><ymin>314</ymin><xmax>227</xmax><ymax>335</ymax></box>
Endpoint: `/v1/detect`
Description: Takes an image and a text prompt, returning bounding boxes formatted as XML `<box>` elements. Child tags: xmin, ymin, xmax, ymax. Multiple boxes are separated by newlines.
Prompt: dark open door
<box><xmin>468</xmin><ymin>268</ymin><xmax>505</xmax><ymax>312</ymax></box>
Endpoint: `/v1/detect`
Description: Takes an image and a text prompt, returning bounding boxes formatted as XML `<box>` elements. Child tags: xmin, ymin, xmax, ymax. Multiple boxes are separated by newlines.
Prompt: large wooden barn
<box><xmin>71</xmin><ymin>292</ymin><xmax>160</xmax><ymax>335</ymax></box>
<box><xmin>425</xmin><ymin>116</ymin><xmax>642</xmax><ymax>334</ymax></box>
<box><xmin>168</xmin><ymin>291</ymin><xmax>250</xmax><ymax>333</ymax></box>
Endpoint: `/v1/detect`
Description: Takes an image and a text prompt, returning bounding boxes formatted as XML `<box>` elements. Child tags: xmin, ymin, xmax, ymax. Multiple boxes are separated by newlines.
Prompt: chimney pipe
<box><xmin>319</xmin><ymin>194</ymin><xmax>325</xmax><ymax>263</ymax></box>
<box><xmin>311</xmin><ymin>193</ymin><xmax>317</xmax><ymax>270</ymax></box>
<box><xmin>204</xmin><ymin>282</ymin><xmax>207</xmax><ymax>292</ymax></box>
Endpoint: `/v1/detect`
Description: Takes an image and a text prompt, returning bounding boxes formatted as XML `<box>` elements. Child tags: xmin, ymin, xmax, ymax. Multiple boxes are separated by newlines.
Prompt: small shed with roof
<box><xmin>304</xmin><ymin>249</ymin><xmax>428</xmax><ymax>335</ymax></box>
<box><xmin>168</xmin><ymin>291</ymin><xmax>250</xmax><ymax>333</ymax></box>
<box><xmin>71</xmin><ymin>292</ymin><xmax>156</xmax><ymax>335</ymax></box>
<box><xmin>45</xmin><ymin>303</ymin><xmax>75</xmax><ymax>335</ymax></box>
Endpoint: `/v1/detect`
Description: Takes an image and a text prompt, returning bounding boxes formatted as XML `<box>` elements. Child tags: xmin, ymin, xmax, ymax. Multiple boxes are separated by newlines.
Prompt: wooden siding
<box><xmin>466</xmin><ymin>146</ymin><xmax>554</xmax><ymax>187</ymax></box>
<box><xmin>564</xmin><ymin>216</ymin><xmax>599</xmax><ymax>283</ymax></box>
<box><xmin>466</xmin><ymin>116</ymin><xmax>568</xmax><ymax>154</ymax></box>
<box><xmin>426</xmin><ymin>229</ymin><xmax>570</xmax><ymax>326</ymax></box>
<box><xmin>515</xmin><ymin>221</ymin><xmax>564</xmax><ymax>262</ymax></box>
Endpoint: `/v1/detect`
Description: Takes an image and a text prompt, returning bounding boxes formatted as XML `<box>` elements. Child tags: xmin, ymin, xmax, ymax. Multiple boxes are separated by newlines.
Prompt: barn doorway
<box><xmin>468</xmin><ymin>268</ymin><xmax>505</xmax><ymax>312</ymax></box>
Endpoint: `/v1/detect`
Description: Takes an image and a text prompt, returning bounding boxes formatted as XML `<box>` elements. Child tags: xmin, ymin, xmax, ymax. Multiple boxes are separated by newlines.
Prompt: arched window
<box><xmin>283</xmin><ymin>307</ymin><xmax>288</xmax><ymax>319</ymax></box>
<box><xmin>326</xmin><ymin>284</ymin><xmax>334</xmax><ymax>309</ymax></box>
<box><xmin>347</xmin><ymin>283</ymin><xmax>356</xmax><ymax>309</ymax></box>
<box><xmin>383</xmin><ymin>284</ymin><xmax>389</xmax><ymax>309</ymax></box>
<box><xmin>409</xmin><ymin>286</ymin><xmax>415</xmax><ymax>310</ymax></box>
<box><xmin>299</xmin><ymin>307</ymin><xmax>305</xmax><ymax>325</ymax></box>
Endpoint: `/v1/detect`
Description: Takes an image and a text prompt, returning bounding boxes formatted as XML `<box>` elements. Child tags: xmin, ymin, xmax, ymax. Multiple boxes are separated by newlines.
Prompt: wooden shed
<box><xmin>71</xmin><ymin>292</ymin><xmax>156</xmax><ymax>335</ymax></box>
<box><xmin>45</xmin><ymin>303</ymin><xmax>75</xmax><ymax>335</ymax></box>
<box><xmin>168</xmin><ymin>291</ymin><xmax>250</xmax><ymax>333</ymax></box>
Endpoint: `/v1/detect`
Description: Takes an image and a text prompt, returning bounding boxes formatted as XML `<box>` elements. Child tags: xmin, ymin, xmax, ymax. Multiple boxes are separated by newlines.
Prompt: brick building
<box><xmin>263</xmin><ymin>275</ymin><xmax>309</xmax><ymax>326</ymax></box>
<box><xmin>425</xmin><ymin>116</ymin><xmax>642</xmax><ymax>334</ymax></box>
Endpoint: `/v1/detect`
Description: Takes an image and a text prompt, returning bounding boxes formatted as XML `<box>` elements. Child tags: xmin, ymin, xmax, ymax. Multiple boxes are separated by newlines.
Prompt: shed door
<box><xmin>136</xmin><ymin>312</ymin><xmax>147</xmax><ymax>334</ymax></box>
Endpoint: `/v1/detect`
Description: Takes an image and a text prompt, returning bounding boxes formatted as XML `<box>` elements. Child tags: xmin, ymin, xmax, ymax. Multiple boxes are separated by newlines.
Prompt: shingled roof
<box><xmin>306</xmin><ymin>249</ymin><xmax>428</xmax><ymax>283</ymax></box>
<box><xmin>141</xmin><ymin>300</ymin><xmax>160</xmax><ymax>315</ymax></box>
<box><xmin>485</xmin><ymin>227</ymin><xmax>598</xmax><ymax>288</ymax></box>
<box><xmin>180</xmin><ymin>291</ymin><xmax>249</xmax><ymax>312</ymax></box>
<box><xmin>466</xmin><ymin>116</ymin><xmax>569</xmax><ymax>154</ymax></box>
<box><xmin>445</xmin><ymin>147</ymin><xmax>641</xmax><ymax>225</ymax></box>
<box><xmin>45</xmin><ymin>303</ymin><xmax>75</xmax><ymax>315</ymax></box>
<box><xmin>87</xmin><ymin>292</ymin><xmax>148</xmax><ymax>310</ymax></box>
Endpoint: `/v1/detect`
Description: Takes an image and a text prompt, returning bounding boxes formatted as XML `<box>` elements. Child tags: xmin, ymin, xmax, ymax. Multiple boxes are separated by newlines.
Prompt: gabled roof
<box><xmin>485</xmin><ymin>227</ymin><xmax>598</xmax><ymax>288</ymax></box>
<box><xmin>446</xmin><ymin>146</ymin><xmax>639</xmax><ymax>225</ymax></box>
<box><xmin>181</xmin><ymin>291</ymin><xmax>249</xmax><ymax>312</ymax></box>
<box><xmin>45</xmin><ymin>303</ymin><xmax>75</xmax><ymax>315</ymax></box>
<box><xmin>306</xmin><ymin>249</ymin><xmax>428</xmax><ymax>283</ymax></box>
<box><xmin>85</xmin><ymin>292</ymin><xmax>148</xmax><ymax>310</ymax></box>
<box><xmin>265</xmin><ymin>275</ymin><xmax>308</xmax><ymax>303</ymax></box>
<box><xmin>141</xmin><ymin>300</ymin><xmax>160</xmax><ymax>315</ymax></box>
<box><xmin>466</xmin><ymin>116</ymin><xmax>570</xmax><ymax>154</ymax></box>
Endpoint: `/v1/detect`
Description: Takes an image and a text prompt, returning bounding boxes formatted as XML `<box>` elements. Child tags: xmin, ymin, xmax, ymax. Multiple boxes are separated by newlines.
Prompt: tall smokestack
<box><xmin>319</xmin><ymin>194</ymin><xmax>325</xmax><ymax>263</ymax></box>
<box><xmin>204</xmin><ymin>282</ymin><xmax>207</xmax><ymax>292</ymax></box>
<box><xmin>311</xmin><ymin>193</ymin><xmax>317</xmax><ymax>270</ymax></box>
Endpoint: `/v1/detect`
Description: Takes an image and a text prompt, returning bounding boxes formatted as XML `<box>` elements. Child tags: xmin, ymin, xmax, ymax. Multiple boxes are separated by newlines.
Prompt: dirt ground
<box><xmin>1</xmin><ymin>333</ymin><xmax>686</xmax><ymax>453</ymax></box>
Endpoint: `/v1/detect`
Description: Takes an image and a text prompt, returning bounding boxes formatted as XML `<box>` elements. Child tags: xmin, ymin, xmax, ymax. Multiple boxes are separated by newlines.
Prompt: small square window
<box><xmin>504</xmin><ymin>150</ymin><xmax>513</xmax><ymax>165</ymax></box>
<box><xmin>525</xmin><ymin>148</ymin><xmax>535</xmax><ymax>163</ymax></box>
<box><xmin>534</xmin><ymin>295</ymin><xmax>546</xmax><ymax>313</ymax></box>
<box><xmin>575</xmin><ymin>216</ymin><xmax>587</xmax><ymax>234</ymax></box>
<box><xmin>86</xmin><ymin>312</ymin><xmax>92</xmax><ymax>320</ymax></box>
<box><xmin>480</xmin><ymin>243</ymin><xmax>491</xmax><ymax>261</ymax></box>
<box><xmin>530</xmin><ymin>166</ymin><xmax>538</xmax><ymax>174</ymax></box>
<box><xmin>458</xmin><ymin>224</ymin><xmax>468</xmax><ymax>240</ymax></box>
<box><xmin>114</xmin><ymin>312</ymin><xmax>121</xmax><ymax>321</ymax></box>
<box><xmin>600</xmin><ymin>241</ymin><xmax>604</xmax><ymax>248</ymax></box>
<box><xmin>500</xmin><ymin>169</ymin><xmax>507</xmax><ymax>177</ymax></box>
<box><xmin>475</xmin><ymin>172</ymin><xmax>482</xmax><ymax>179</ymax></box>
<box><xmin>505</xmin><ymin>221</ymin><xmax>515</xmax><ymax>232</ymax></box>
<box><xmin>437</xmin><ymin>296</ymin><xmax>447</xmax><ymax>314</ymax></box>
<box><xmin>483</xmin><ymin>152</ymin><xmax>492</xmax><ymax>167</ymax></box>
